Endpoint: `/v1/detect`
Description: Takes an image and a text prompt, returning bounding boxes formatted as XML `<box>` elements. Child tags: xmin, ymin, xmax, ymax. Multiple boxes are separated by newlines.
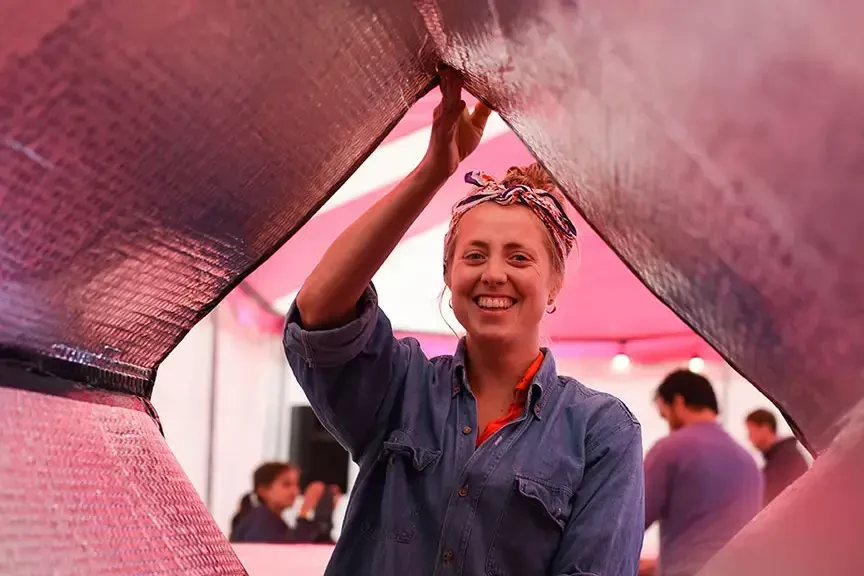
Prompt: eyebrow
<box><xmin>465</xmin><ymin>240</ymin><xmax>537</xmax><ymax>253</ymax></box>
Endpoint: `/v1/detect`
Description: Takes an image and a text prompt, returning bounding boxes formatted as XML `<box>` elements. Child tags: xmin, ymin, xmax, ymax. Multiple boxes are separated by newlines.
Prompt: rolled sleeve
<box><xmin>282</xmin><ymin>284</ymin><xmax>421</xmax><ymax>462</ymax></box>
<box><xmin>283</xmin><ymin>284</ymin><xmax>380</xmax><ymax>369</ymax></box>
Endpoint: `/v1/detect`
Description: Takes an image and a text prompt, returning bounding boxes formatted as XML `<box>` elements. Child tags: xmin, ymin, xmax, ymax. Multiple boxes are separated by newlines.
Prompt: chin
<box><xmin>465</xmin><ymin>317</ymin><xmax>537</xmax><ymax>347</ymax></box>
<box><xmin>466</xmin><ymin>324</ymin><xmax>517</xmax><ymax>343</ymax></box>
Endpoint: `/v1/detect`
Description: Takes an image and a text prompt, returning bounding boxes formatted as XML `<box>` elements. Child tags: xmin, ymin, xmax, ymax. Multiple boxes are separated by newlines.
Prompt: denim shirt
<box><xmin>283</xmin><ymin>285</ymin><xmax>645</xmax><ymax>576</ymax></box>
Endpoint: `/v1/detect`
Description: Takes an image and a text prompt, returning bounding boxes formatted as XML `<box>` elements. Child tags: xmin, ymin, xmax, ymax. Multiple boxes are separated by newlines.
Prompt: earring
<box><xmin>546</xmin><ymin>302</ymin><xmax>557</xmax><ymax>314</ymax></box>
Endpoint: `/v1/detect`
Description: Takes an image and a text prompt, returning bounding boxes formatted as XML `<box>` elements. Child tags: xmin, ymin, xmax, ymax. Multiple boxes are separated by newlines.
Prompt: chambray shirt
<box><xmin>283</xmin><ymin>285</ymin><xmax>645</xmax><ymax>576</ymax></box>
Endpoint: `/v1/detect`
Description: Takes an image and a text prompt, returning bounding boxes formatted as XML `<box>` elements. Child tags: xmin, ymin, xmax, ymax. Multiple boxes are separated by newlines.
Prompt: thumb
<box><xmin>471</xmin><ymin>101</ymin><xmax>493</xmax><ymax>131</ymax></box>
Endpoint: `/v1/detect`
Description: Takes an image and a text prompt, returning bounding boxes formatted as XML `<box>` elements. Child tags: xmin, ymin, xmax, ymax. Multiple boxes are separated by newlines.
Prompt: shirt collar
<box><xmin>451</xmin><ymin>339</ymin><xmax>561</xmax><ymax>416</ymax></box>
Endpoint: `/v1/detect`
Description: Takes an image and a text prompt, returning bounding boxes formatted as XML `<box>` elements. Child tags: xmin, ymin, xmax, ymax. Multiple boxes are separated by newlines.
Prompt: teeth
<box><xmin>477</xmin><ymin>297</ymin><xmax>514</xmax><ymax>309</ymax></box>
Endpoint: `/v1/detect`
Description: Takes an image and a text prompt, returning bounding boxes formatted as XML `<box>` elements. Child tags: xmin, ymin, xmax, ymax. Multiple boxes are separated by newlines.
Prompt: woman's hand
<box><xmin>421</xmin><ymin>66</ymin><xmax>493</xmax><ymax>180</ymax></box>
<box><xmin>298</xmin><ymin>481</ymin><xmax>326</xmax><ymax>519</ymax></box>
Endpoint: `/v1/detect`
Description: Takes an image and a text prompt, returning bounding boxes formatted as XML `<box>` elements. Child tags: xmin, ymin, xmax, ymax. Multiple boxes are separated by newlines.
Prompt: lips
<box><xmin>474</xmin><ymin>296</ymin><xmax>516</xmax><ymax>310</ymax></box>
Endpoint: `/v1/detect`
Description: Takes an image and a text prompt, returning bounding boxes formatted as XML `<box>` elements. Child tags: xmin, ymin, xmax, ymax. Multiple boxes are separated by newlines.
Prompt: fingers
<box><xmin>304</xmin><ymin>481</ymin><xmax>325</xmax><ymax>497</ymax></box>
<box><xmin>438</xmin><ymin>65</ymin><xmax>463</xmax><ymax>112</ymax></box>
<box><xmin>434</xmin><ymin>98</ymin><xmax>465</xmax><ymax>138</ymax></box>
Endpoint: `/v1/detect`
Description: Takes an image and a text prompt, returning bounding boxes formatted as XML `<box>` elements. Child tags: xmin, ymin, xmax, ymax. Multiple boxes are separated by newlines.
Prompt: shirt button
<box><xmin>443</xmin><ymin>549</ymin><xmax>454</xmax><ymax>564</ymax></box>
<box><xmin>534</xmin><ymin>405</ymin><xmax>541</xmax><ymax>415</ymax></box>
<box><xmin>462</xmin><ymin>426</ymin><xmax>472</xmax><ymax>435</ymax></box>
<box><xmin>458</xmin><ymin>487</ymin><xmax>468</xmax><ymax>497</ymax></box>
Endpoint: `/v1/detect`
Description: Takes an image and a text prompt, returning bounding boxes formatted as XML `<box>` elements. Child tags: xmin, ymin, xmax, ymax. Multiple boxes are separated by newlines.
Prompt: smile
<box><xmin>474</xmin><ymin>296</ymin><xmax>516</xmax><ymax>310</ymax></box>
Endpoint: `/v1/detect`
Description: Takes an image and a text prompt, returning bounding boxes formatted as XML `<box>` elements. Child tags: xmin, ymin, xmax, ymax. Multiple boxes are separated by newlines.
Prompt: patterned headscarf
<box><xmin>443</xmin><ymin>170</ymin><xmax>578</xmax><ymax>269</ymax></box>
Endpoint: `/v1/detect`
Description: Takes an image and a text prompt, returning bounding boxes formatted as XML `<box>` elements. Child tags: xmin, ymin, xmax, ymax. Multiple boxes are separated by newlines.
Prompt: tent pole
<box><xmin>204</xmin><ymin>308</ymin><xmax>220</xmax><ymax>511</ymax></box>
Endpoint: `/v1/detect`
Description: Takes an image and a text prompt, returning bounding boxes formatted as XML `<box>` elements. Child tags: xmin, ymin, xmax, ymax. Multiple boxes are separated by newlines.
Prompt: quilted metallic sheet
<box><xmin>2</xmin><ymin>1</ymin><xmax>864</xmax><ymax>573</ymax></box>
<box><xmin>422</xmin><ymin>0</ymin><xmax>864</xmax><ymax>453</ymax></box>
<box><xmin>2</xmin><ymin>0</ymin><xmax>862</xmax><ymax>450</ymax></box>
<box><xmin>0</xmin><ymin>0</ymin><xmax>436</xmax><ymax>389</ymax></box>
<box><xmin>0</xmin><ymin>385</ymin><xmax>246</xmax><ymax>575</ymax></box>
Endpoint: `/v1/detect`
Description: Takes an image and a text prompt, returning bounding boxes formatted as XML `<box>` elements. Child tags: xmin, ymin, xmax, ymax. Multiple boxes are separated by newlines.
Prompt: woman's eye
<box><xmin>511</xmin><ymin>254</ymin><xmax>530</xmax><ymax>262</ymax></box>
<box><xmin>464</xmin><ymin>252</ymin><xmax>484</xmax><ymax>260</ymax></box>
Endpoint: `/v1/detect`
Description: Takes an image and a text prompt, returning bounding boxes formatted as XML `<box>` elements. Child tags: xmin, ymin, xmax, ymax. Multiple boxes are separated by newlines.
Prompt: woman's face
<box><xmin>447</xmin><ymin>203</ymin><xmax>558</xmax><ymax>346</ymax></box>
<box><xmin>259</xmin><ymin>468</ymin><xmax>300</xmax><ymax>511</ymax></box>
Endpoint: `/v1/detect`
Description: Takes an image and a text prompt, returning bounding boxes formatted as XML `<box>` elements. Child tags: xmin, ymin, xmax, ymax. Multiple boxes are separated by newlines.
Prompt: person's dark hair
<box><xmin>656</xmin><ymin>370</ymin><xmax>719</xmax><ymax>413</ymax></box>
<box><xmin>229</xmin><ymin>461</ymin><xmax>296</xmax><ymax>537</ymax></box>
<box><xmin>746</xmin><ymin>408</ymin><xmax>778</xmax><ymax>433</ymax></box>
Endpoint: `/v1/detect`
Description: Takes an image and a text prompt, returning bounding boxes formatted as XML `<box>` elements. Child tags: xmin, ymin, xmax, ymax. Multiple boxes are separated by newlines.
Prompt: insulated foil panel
<box><xmin>0</xmin><ymin>0</ymin><xmax>435</xmax><ymax>390</ymax></box>
<box><xmin>2</xmin><ymin>0</ymin><xmax>864</xmax><ymax>574</ymax></box>
<box><xmin>0</xmin><ymin>384</ymin><xmax>246</xmax><ymax>575</ymax></box>
<box><xmin>423</xmin><ymin>0</ymin><xmax>864</xmax><ymax>452</ymax></box>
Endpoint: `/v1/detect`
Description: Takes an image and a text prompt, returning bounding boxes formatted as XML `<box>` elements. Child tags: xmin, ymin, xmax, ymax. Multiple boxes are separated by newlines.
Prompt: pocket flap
<box><xmin>382</xmin><ymin>430</ymin><xmax>442</xmax><ymax>472</ymax></box>
<box><xmin>514</xmin><ymin>475</ymin><xmax>572</xmax><ymax>529</ymax></box>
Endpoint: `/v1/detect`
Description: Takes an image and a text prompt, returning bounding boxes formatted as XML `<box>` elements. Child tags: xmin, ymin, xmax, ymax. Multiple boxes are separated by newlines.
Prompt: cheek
<box><xmin>512</xmin><ymin>268</ymin><xmax>551</xmax><ymax>305</ymax></box>
<box><xmin>448</xmin><ymin>265</ymin><xmax>476</xmax><ymax>297</ymax></box>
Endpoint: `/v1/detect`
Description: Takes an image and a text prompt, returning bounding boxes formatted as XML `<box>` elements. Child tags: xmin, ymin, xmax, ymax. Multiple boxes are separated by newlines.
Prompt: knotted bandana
<box><xmin>443</xmin><ymin>170</ymin><xmax>578</xmax><ymax>268</ymax></box>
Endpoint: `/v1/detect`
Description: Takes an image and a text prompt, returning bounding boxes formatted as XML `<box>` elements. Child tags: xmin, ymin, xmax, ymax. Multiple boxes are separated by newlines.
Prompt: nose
<box><xmin>480</xmin><ymin>256</ymin><xmax>507</xmax><ymax>285</ymax></box>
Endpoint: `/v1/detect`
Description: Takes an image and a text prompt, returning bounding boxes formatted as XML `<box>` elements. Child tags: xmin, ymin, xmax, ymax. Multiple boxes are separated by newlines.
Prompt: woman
<box><xmin>283</xmin><ymin>68</ymin><xmax>644</xmax><ymax>575</ymax></box>
<box><xmin>229</xmin><ymin>461</ymin><xmax>331</xmax><ymax>544</ymax></box>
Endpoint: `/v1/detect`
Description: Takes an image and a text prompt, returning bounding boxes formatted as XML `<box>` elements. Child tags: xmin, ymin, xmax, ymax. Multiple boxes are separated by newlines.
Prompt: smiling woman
<box><xmin>283</xmin><ymin>67</ymin><xmax>645</xmax><ymax>576</ymax></box>
<box><xmin>443</xmin><ymin>165</ymin><xmax>578</xmax><ymax>357</ymax></box>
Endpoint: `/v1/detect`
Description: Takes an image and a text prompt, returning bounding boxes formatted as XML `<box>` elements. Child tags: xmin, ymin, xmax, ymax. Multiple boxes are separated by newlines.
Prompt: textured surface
<box><xmin>429</xmin><ymin>0</ymin><xmax>864</xmax><ymax>453</ymax></box>
<box><xmin>2</xmin><ymin>0</ymin><xmax>864</xmax><ymax>573</ymax></box>
<box><xmin>0</xmin><ymin>0</ymin><xmax>436</xmax><ymax>392</ymax></box>
<box><xmin>3</xmin><ymin>0</ymin><xmax>862</xmax><ymax>450</ymax></box>
<box><xmin>0</xmin><ymin>384</ymin><xmax>246</xmax><ymax>575</ymax></box>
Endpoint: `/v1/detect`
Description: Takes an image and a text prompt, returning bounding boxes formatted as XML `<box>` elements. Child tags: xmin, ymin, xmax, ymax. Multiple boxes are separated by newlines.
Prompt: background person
<box><xmin>745</xmin><ymin>408</ymin><xmax>809</xmax><ymax>506</ymax></box>
<box><xmin>643</xmin><ymin>370</ymin><xmax>762</xmax><ymax>576</ymax></box>
<box><xmin>229</xmin><ymin>461</ymin><xmax>327</xmax><ymax>544</ymax></box>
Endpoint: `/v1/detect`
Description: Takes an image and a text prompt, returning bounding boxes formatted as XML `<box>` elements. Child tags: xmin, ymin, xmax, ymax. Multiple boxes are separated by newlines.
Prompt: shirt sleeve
<box><xmin>643</xmin><ymin>439</ymin><xmax>670</xmax><ymax>529</ymax></box>
<box><xmin>548</xmin><ymin>422</ymin><xmax>646</xmax><ymax>576</ymax></box>
<box><xmin>282</xmin><ymin>284</ymin><xmax>430</xmax><ymax>463</ymax></box>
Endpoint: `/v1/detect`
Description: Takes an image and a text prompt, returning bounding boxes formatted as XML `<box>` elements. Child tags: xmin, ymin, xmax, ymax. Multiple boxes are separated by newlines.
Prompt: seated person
<box><xmin>229</xmin><ymin>461</ymin><xmax>327</xmax><ymax>543</ymax></box>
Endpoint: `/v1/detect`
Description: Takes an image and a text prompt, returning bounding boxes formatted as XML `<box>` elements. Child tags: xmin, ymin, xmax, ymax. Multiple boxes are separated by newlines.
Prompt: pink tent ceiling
<box><xmin>231</xmin><ymin>93</ymin><xmax>717</xmax><ymax>364</ymax></box>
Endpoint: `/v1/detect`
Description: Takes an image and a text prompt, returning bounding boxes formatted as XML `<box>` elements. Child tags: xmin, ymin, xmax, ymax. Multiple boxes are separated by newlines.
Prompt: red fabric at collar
<box><xmin>476</xmin><ymin>351</ymin><xmax>545</xmax><ymax>447</ymax></box>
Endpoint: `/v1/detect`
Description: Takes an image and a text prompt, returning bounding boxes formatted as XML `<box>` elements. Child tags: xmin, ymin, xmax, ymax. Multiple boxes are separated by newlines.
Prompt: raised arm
<box><xmin>296</xmin><ymin>68</ymin><xmax>492</xmax><ymax>328</ymax></box>
<box><xmin>284</xmin><ymin>68</ymin><xmax>492</xmax><ymax>461</ymax></box>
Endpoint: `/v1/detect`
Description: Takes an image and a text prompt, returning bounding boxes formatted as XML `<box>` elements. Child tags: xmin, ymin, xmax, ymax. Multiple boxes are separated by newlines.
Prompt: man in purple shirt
<box><xmin>643</xmin><ymin>370</ymin><xmax>763</xmax><ymax>576</ymax></box>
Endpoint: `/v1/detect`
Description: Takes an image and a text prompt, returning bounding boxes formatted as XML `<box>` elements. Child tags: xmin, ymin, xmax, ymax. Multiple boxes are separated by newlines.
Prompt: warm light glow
<box><xmin>611</xmin><ymin>353</ymin><xmax>631</xmax><ymax>373</ymax></box>
<box><xmin>688</xmin><ymin>355</ymin><xmax>705</xmax><ymax>373</ymax></box>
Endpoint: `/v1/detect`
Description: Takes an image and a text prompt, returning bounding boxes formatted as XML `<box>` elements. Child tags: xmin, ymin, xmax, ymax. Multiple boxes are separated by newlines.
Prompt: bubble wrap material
<box><xmin>2</xmin><ymin>0</ymin><xmax>862</xmax><ymax>449</ymax></box>
<box><xmin>0</xmin><ymin>0</ymin><xmax>436</xmax><ymax>394</ymax></box>
<box><xmin>0</xmin><ymin>385</ymin><xmax>246</xmax><ymax>575</ymax></box>
<box><xmin>3</xmin><ymin>0</ymin><xmax>864</xmax><ymax>574</ymax></box>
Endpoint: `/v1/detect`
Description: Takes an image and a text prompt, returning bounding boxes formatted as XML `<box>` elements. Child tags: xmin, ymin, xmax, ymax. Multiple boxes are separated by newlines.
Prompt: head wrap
<box><xmin>443</xmin><ymin>170</ymin><xmax>578</xmax><ymax>269</ymax></box>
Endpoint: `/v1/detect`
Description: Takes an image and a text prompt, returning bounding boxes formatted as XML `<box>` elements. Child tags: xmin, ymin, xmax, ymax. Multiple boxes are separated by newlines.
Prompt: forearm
<box><xmin>296</xmin><ymin>161</ymin><xmax>448</xmax><ymax>328</ymax></box>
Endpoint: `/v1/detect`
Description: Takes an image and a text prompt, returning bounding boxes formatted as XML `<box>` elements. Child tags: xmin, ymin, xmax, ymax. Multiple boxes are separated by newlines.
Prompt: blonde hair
<box><xmin>443</xmin><ymin>162</ymin><xmax>578</xmax><ymax>295</ymax></box>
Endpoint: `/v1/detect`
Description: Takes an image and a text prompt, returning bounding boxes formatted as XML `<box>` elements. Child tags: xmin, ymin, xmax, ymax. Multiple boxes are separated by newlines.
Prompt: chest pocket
<box><xmin>486</xmin><ymin>475</ymin><xmax>573</xmax><ymax>576</ymax></box>
<box><xmin>381</xmin><ymin>430</ymin><xmax>441</xmax><ymax>472</ymax></box>
<box><xmin>358</xmin><ymin>430</ymin><xmax>441</xmax><ymax>544</ymax></box>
